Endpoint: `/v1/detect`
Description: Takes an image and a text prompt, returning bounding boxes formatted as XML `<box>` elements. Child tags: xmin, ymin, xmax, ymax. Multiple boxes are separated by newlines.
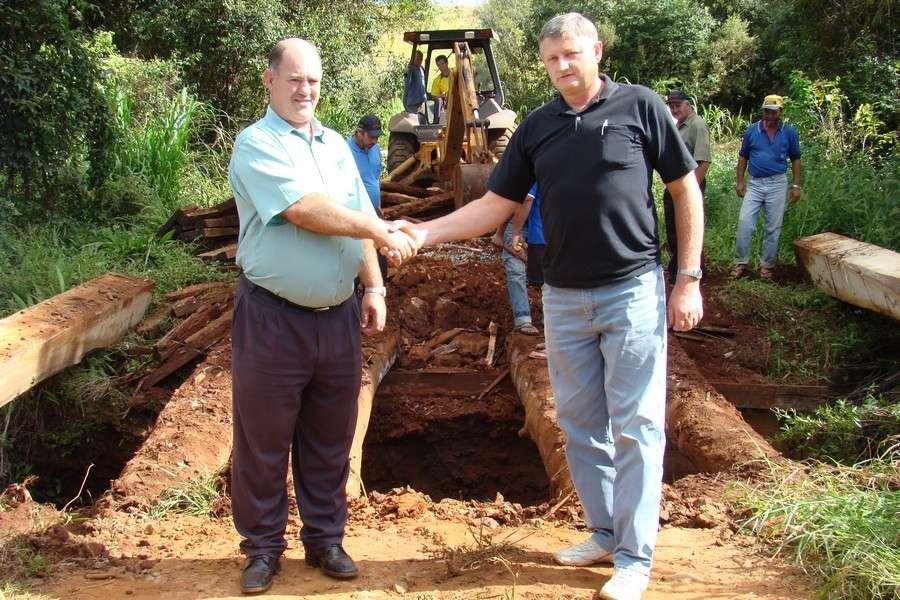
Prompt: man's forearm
<box><xmin>735</xmin><ymin>156</ymin><xmax>747</xmax><ymax>184</ymax></box>
<box><xmin>509</xmin><ymin>197</ymin><xmax>533</xmax><ymax>235</ymax></box>
<box><xmin>695</xmin><ymin>161</ymin><xmax>709</xmax><ymax>184</ymax></box>
<box><xmin>791</xmin><ymin>159</ymin><xmax>802</xmax><ymax>184</ymax></box>
<box><xmin>358</xmin><ymin>240</ymin><xmax>383</xmax><ymax>288</ymax></box>
<box><xmin>666</xmin><ymin>172</ymin><xmax>704</xmax><ymax>269</ymax></box>
<box><xmin>418</xmin><ymin>191</ymin><xmax>519</xmax><ymax>245</ymax></box>
<box><xmin>283</xmin><ymin>193</ymin><xmax>386</xmax><ymax>241</ymax></box>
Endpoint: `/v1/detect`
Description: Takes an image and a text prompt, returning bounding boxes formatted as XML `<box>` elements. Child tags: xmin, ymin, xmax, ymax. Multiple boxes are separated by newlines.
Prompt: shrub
<box><xmin>0</xmin><ymin>0</ymin><xmax>111</xmax><ymax>219</ymax></box>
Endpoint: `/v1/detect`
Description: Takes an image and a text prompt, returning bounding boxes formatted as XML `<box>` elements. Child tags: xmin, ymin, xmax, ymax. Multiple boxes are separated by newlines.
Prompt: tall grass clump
<box><xmin>731</xmin><ymin>457</ymin><xmax>900</xmax><ymax>600</ymax></box>
<box><xmin>108</xmin><ymin>86</ymin><xmax>208</xmax><ymax>219</ymax></box>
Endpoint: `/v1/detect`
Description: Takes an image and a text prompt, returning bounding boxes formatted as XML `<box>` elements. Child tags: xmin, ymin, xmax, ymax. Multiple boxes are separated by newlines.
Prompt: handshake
<box><xmin>375</xmin><ymin>219</ymin><xmax>427</xmax><ymax>267</ymax></box>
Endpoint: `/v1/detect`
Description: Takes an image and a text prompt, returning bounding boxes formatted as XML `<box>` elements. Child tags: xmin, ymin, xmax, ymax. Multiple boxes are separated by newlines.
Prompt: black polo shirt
<box><xmin>488</xmin><ymin>75</ymin><xmax>697</xmax><ymax>288</ymax></box>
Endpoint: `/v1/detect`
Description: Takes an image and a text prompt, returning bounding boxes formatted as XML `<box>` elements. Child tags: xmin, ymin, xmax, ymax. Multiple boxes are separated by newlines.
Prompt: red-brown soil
<box><xmin>1</xmin><ymin>239</ymin><xmax>817</xmax><ymax>598</ymax></box>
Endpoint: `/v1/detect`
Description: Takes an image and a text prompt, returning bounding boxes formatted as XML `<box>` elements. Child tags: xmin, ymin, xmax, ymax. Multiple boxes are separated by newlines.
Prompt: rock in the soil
<box><xmin>400</xmin><ymin>297</ymin><xmax>431</xmax><ymax>337</ymax></box>
<box><xmin>432</xmin><ymin>297</ymin><xmax>461</xmax><ymax>329</ymax></box>
<box><xmin>453</xmin><ymin>332</ymin><xmax>489</xmax><ymax>358</ymax></box>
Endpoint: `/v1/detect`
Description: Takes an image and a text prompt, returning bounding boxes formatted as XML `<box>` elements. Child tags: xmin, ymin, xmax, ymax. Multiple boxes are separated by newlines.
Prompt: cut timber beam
<box><xmin>794</xmin><ymin>232</ymin><xmax>900</xmax><ymax>321</ymax></box>
<box><xmin>0</xmin><ymin>273</ymin><xmax>153</xmax><ymax>408</ymax></box>
<box><xmin>710</xmin><ymin>381</ymin><xmax>830</xmax><ymax>411</ymax></box>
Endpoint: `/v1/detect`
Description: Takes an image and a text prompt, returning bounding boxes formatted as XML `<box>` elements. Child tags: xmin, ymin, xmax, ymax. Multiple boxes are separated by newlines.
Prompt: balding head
<box><xmin>264</xmin><ymin>38</ymin><xmax>323</xmax><ymax>131</ymax></box>
<box><xmin>268</xmin><ymin>38</ymin><xmax>320</xmax><ymax>73</ymax></box>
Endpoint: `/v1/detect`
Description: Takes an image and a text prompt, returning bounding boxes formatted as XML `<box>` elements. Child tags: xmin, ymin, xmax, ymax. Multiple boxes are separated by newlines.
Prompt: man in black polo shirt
<box><xmin>397</xmin><ymin>12</ymin><xmax>703</xmax><ymax>599</ymax></box>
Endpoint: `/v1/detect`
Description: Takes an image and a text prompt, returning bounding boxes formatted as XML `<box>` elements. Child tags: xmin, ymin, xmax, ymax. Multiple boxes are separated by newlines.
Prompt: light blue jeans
<box><xmin>543</xmin><ymin>268</ymin><xmax>667</xmax><ymax>576</ymax></box>
<box><xmin>501</xmin><ymin>221</ymin><xmax>532</xmax><ymax>328</ymax></box>
<box><xmin>735</xmin><ymin>173</ymin><xmax>788</xmax><ymax>268</ymax></box>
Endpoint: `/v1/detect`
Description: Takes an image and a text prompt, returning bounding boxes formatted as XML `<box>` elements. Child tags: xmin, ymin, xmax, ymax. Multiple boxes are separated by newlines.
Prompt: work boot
<box><xmin>730</xmin><ymin>264</ymin><xmax>747</xmax><ymax>278</ymax></box>
<box><xmin>759</xmin><ymin>266</ymin><xmax>774</xmax><ymax>280</ymax></box>
<box><xmin>240</xmin><ymin>554</ymin><xmax>280</xmax><ymax>594</ymax></box>
<box><xmin>552</xmin><ymin>536</ymin><xmax>613</xmax><ymax>566</ymax></box>
<box><xmin>305</xmin><ymin>544</ymin><xmax>359</xmax><ymax>579</ymax></box>
<box><xmin>598</xmin><ymin>568</ymin><xmax>650</xmax><ymax>600</ymax></box>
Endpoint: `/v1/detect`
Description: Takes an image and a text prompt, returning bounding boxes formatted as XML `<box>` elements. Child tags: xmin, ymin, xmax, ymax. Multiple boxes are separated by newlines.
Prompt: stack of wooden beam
<box><xmin>133</xmin><ymin>281</ymin><xmax>235</xmax><ymax>391</ymax></box>
<box><xmin>380</xmin><ymin>182</ymin><xmax>454</xmax><ymax>221</ymax></box>
<box><xmin>158</xmin><ymin>198</ymin><xmax>238</xmax><ymax>262</ymax></box>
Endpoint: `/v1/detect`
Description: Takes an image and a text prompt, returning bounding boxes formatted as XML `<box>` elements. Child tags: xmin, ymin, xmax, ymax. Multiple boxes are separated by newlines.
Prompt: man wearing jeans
<box><xmin>398</xmin><ymin>13</ymin><xmax>704</xmax><ymax>599</ymax></box>
<box><xmin>494</xmin><ymin>183</ymin><xmax>543</xmax><ymax>335</ymax></box>
<box><xmin>733</xmin><ymin>94</ymin><xmax>802</xmax><ymax>280</ymax></box>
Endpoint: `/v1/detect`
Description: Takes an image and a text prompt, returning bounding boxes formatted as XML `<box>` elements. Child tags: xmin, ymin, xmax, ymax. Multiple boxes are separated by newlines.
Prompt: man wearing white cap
<box><xmin>733</xmin><ymin>94</ymin><xmax>802</xmax><ymax>280</ymax></box>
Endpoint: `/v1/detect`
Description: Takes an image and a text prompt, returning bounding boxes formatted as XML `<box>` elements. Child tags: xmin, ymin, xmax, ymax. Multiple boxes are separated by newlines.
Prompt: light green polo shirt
<box><xmin>228</xmin><ymin>106</ymin><xmax>376</xmax><ymax>307</ymax></box>
<box><xmin>678</xmin><ymin>112</ymin><xmax>711</xmax><ymax>163</ymax></box>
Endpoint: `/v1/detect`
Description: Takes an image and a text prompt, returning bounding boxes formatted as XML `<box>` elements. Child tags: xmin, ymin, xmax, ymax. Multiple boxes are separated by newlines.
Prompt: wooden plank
<box><xmin>794</xmin><ymin>232</ymin><xmax>900</xmax><ymax>321</ymax></box>
<box><xmin>139</xmin><ymin>309</ymin><xmax>233</xmax><ymax>389</ymax></box>
<box><xmin>709</xmin><ymin>381</ymin><xmax>830</xmax><ymax>411</ymax></box>
<box><xmin>164</xmin><ymin>281</ymin><xmax>234</xmax><ymax>301</ymax></box>
<box><xmin>197</xmin><ymin>243</ymin><xmax>238</xmax><ymax>262</ymax></box>
<box><xmin>379</xmin><ymin>181</ymin><xmax>434</xmax><ymax>198</ymax></box>
<box><xmin>199</xmin><ymin>215</ymin><xmax>239</xmax><ymax>228</ymax></box>
<box><xmin>381</xmin><ymin>192</ymin><xmax>454</xmax><ymax>220</ymax></box>
<box><xmin>0</xmin><ymin>273</ymin><xmax>154</xmax><ymax>408</ymax></box>
<box><xmin>177</xmin><ymin>226</ymin><xmax>239</xmax><ymax>241</ymax></box>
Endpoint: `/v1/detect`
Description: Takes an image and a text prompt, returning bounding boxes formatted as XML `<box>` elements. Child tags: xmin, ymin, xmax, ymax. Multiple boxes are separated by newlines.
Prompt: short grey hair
<box><xmin>539</xmin><ymin>12</ymin><xmax>599</xmax><ymax>43</ymax></box>
<box><xmin>268</xmin><ymin>38</ymin><xmax>319</xmax><ymax>71</ymax></box>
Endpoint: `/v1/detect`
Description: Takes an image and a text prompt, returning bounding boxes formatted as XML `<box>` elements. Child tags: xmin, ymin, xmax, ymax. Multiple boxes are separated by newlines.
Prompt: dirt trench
<box><xmin>103</xmin><ymin>240</ymin><xmax>779</xmax><ymax>520</ymax></box>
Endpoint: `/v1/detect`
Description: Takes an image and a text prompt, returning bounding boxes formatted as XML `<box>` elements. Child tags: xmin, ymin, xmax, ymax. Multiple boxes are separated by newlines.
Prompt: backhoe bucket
<box><xmin>452</xmin><ymin>163</ymin><xmax>493</xmax><ymax>208</ymax></box>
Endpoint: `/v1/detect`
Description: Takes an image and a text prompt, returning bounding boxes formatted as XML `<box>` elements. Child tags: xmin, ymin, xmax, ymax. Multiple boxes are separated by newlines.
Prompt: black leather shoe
<box><xmin>241</xmin><ymin>554</ymin><xmax>280</xmax><ymax>594</ymax></box>
<box><xmin>305</xmin><ymin>544</ymin><xmax>359</xmax><ymax>579</ymax></box>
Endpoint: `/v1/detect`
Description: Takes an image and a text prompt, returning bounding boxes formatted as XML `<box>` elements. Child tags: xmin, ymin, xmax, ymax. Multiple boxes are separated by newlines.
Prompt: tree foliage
<box><xmin>0</xmin><ymin>0</ymin><xmax>111</xmax><ymax>216</ymax></box>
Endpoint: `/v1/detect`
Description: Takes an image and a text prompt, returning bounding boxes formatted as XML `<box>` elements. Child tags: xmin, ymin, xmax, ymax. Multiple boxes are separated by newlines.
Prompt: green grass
<box><xmin>0</xmin><ymin>582</ymin><xmax>55</xmax><ymax>600</ymax></box>
<box><xmin>713</xmin><ymin>277</ymin><xmax>894</xmax><ymax>381</ymax></box>
<box><xmin>731</xmin><ymin>457</ymin><xmax>900</xmax><ymax>600</ymax></box>
<box><xmin>776</xmin><ymin>394</ymin><xmax>900</xmax><ymax>464</ymax></box>
<box><xmin>143</xmin><ymin>475</ymin><xmax>226</xmax><ymax>520</ymax></box>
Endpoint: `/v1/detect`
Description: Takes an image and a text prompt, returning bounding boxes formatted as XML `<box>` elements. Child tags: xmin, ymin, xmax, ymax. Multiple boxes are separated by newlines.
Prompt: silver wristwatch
<box><xmin>677</xmin><ymin>268</ymin><xmax>703</xmax><ymax>280</ymax></box>
<box><xmin>364</xmin><ymin>286</ymin><xmax>387</xmax><ymax>297</ymax></box>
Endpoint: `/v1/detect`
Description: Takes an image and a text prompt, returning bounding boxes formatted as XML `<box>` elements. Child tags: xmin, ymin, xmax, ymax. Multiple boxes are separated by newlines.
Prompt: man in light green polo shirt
<box><xmin>664</xmin><ymin>90</ymin><xmax>711</xmax><ymax>285</ymax></box>
<box><xmin>227</xmin><ymin>38</ymin><xmax>420</xmax><ymax>594</ymax></box>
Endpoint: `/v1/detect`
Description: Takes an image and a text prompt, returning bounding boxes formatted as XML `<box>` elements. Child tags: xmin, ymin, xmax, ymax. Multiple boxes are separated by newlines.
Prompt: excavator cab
<box><xmin>386</xmin><ymin>29</ymin><xmax>518</xmax><ymax>205</ymax></box>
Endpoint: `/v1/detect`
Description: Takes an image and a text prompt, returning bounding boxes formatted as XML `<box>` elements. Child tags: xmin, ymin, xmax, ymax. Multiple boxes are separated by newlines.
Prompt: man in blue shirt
<box><xmin>733</xmin><ymin>94</ymin><xmax>803</xmax><ymax>280</ymax></box>
<box><xmin>403</xmin><ymin>50</ymin><xmax>426</xmax><ymax>114</ymax></box>
<box><xmin>347</xmin><ymin>114</ymin><xmax>382</xmax><ymax>210</ymax></box>
<box><xmin>493</xmin><ymin>183</ymin><xmax>544</xmax><ymax>335</ymax></box>
<box><xmin>227</xmin><ymin>38</ymin><xmax>420</xmax><ymax>594</ymax></box>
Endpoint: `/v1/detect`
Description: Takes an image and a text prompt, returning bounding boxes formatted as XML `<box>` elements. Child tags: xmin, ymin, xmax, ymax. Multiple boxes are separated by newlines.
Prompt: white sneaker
<box><xmin>552</xmin><ymin>537</ymin><xmax>613</xmax><ymax>566</ymax></box>
<box><xmin>598</xmin><ymin>568</ymin><xmax>650</xmax><ymax>600</ymax></box>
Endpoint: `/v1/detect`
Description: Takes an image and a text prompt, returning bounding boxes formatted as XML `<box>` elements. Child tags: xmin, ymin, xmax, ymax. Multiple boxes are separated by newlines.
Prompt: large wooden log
<box><xmin>506</xmin><ymin>336</ymin><xmax>573</xmax><ymax>501</ymax></box>
<box><xmin>710</xmin><ymin>381</ymin><xmax>830</xmax><ymax>411</ymax></box>
<box><xmin>794</xmin><ymin>232</ymin><xmax>900</xmax><ymax>321</ymax></box>
<box><xmin>0</xmin><ymin>273</ymin><xmax>153</xmax><ymax>408</ymax></box>
<box><xmin>346</xmin><ymin>332</ymin><xmax>400</xmax><ymax>498</ymax></box>
<box><xmin>506</xmin><ymin>333</ymin><xmax>782</xmax><ymax>495</ymax></box>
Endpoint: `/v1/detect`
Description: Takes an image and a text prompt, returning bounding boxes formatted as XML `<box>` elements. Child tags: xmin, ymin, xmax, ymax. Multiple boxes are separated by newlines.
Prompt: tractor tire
<box><xmin>488</xmin><ymin>127</ymin><xmax>516</xmax><ymax>160</ymax></box>
<box><xmin>387</xmin><ymin>133</ymin><xmax>419</xmax><ymax>174</ymax></box>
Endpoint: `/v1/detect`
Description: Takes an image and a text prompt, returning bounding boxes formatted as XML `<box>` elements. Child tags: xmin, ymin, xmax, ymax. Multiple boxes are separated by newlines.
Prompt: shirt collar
<box><xmin>758</xmin><ymin>120</ymin><xmax>783</xmax><ymax>134</ymax></box>
<box><xmin>555</xmin><ymin>74</ymin><xmax>619</xmax><ymax>115</ymax></box>
<box><xmin>264</xmin><ymin>105</ymin><xmax>324</xmax><ymax>140</ymax></box>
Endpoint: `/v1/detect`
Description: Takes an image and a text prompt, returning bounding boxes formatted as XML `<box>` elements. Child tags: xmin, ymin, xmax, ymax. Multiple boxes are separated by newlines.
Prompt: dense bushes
<box><xmin>0</xmin><ymin>0</ymin><xmax>111</xmax><ymax>219</ymax></box>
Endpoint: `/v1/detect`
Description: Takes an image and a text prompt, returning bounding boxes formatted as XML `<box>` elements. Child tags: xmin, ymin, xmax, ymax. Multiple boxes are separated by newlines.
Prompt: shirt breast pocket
<box><xmin>597</xmin><ymin>125</ymin><xmax>640</xmax><ymax>169</ymax></box>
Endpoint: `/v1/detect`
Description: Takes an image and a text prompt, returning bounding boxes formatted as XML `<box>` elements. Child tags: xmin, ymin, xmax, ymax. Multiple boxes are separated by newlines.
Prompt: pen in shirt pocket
<box><xmin>601</xmin><ymin>119</ymin><xmax>608</xmax><ymax>135</ymax></box>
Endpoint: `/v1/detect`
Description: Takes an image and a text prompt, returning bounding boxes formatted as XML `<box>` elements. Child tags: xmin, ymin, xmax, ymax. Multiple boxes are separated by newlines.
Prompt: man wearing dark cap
<box><xmin>347</xmin><ymin>115</ymin><xmax>383</xmax><ymax>211</ymax></box>
<box><xmin>664</xmin><ymin>90</ymin><xmax>710</xmax><ymax>284</ymax></box>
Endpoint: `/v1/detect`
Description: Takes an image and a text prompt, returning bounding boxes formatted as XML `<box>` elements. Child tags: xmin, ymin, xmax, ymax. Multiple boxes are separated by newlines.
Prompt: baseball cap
<box><xmin>666</xmin><ymin>90</ymin><xmax>690</xmax><ymax>104</ymax></box>
<box><xmin>762</xmin><ymin>94</ymin><xmax>784</xmax><ymax>110</ymax></box>
<box><xmin>358</xmin><ymin>114</ymin><xmax>382</xmax><ymax>137</ymax></box>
